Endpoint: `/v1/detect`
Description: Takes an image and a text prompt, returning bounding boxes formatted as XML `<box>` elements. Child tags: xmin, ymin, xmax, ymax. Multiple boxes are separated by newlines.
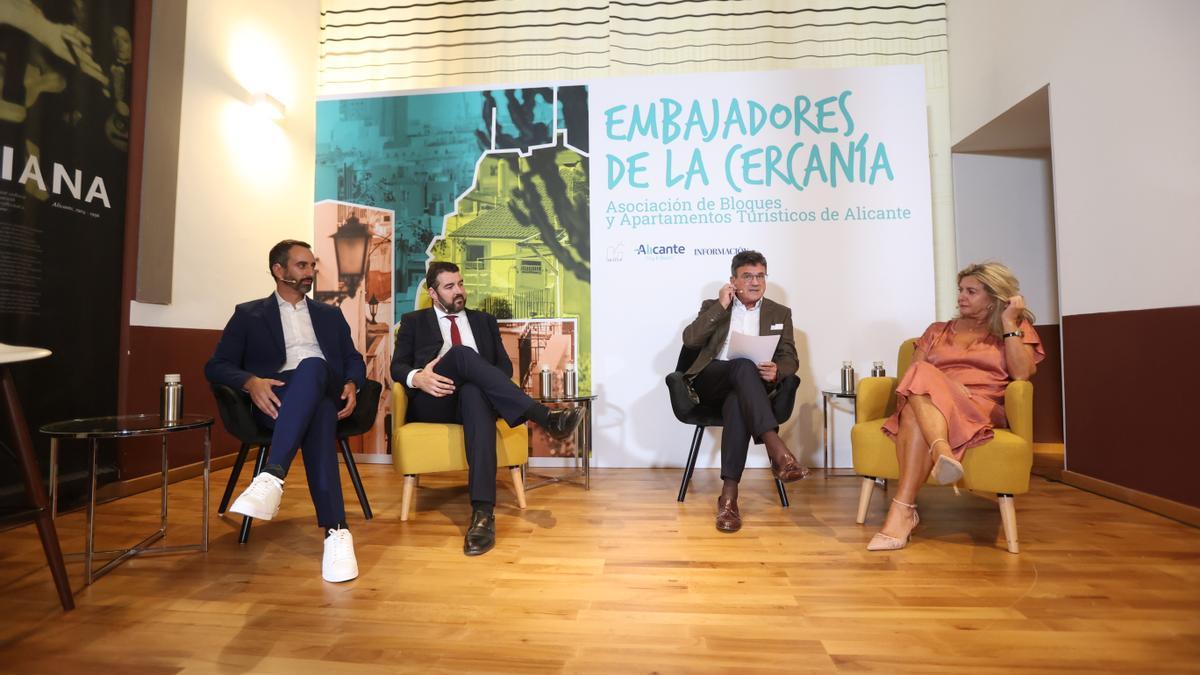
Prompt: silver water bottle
<box><xmin>840</xmin><ymin>361</ymin><xmax>855</xmax><ymax>394</ymax></box>
<box><xmin>563</xmin><ymin>362</ymin><xmax>577</xmax><ymax>398</ymax></box>
<box><xmin>871</xmin><ymin>361</ymin><xmax>886</xmax><ymax>377</ymax></box>
<box><xmin>161</xmin><ymin>373</ymin><xmax>183</xmax><ymax>422</ymax></box>
<box><xmin>539</xmin><ymin>364</ymin><xmax>553</xmax><ymax>399</ymax></box>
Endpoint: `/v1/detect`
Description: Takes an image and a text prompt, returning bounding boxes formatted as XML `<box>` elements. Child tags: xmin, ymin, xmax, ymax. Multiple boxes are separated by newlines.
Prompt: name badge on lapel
<box><xmin>770</xmin><ymin>323</ymin><xmax>784</xmax><ymax>330</ymax></box>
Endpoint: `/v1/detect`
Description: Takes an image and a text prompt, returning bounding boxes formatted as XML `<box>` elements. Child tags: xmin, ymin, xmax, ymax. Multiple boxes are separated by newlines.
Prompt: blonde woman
<box><xmin>868</xmin><ymin>262</ymin><xmax>1044</xmax><ymax>551</ymax></box>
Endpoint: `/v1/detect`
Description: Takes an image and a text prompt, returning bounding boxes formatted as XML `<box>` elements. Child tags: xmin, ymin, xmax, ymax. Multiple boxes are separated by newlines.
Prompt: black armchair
<box><xmin>211</xmin><ymin>380</ymin><xmax>379</xmax><ymax>543</ymax></box>
<box><xmin>334</xmin><ymin>379</ymin><xmax>381</xmax><ymax>521</ymax></box>
<box><xmin>666</xmin><ymin>346</ymin><xmax>801</xmax><ymax>506</ymax></box>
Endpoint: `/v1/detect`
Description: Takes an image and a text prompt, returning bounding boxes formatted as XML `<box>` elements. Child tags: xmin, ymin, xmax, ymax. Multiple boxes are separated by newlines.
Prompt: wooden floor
<box><xmin>2</xmin><ymin>465</ymin><xmax>1199</xmax><ymax>673</ymax></box>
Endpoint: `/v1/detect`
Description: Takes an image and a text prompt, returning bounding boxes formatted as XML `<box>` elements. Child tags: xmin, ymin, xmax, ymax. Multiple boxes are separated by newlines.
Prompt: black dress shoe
<box><xmin>463</xmin><ymin>509</ymin><xmax>496</xmax><ymax>556</ymax></box>
<box><xmin>543</xmin><ymin>407</ymin><xmax>585</xmax><ymax>440</ymax></box>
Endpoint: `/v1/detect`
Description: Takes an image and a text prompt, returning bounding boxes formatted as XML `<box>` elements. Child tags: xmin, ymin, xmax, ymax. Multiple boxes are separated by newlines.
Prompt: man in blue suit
<box><xmin>205</xmin><ymin>239</ymin><xmax>365</xmax><ymax>582</ymax></box>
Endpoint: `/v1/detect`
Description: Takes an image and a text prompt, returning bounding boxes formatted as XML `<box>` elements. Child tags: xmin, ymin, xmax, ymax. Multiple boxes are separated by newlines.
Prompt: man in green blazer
<box><xmin>681</xmin><ymin>250</ymin><xmax>808</xmax><ymax>533</ymax></box>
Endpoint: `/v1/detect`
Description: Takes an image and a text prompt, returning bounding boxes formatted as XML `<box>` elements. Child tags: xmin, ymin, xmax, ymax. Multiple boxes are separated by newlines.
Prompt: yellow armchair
<box><xmin>390</xmin><ymin>285</ymin><xmax>528</xmax><ymax>520</ymax></box>
<box><xmin>850</xmin><ymin>339</ymin><xmax>1034</xmax><ymax>553</ymax></box>
<box><xmin>391</xmin><ymin>383</ymin><xmax>528</xmax><ymax>520</ymax></box>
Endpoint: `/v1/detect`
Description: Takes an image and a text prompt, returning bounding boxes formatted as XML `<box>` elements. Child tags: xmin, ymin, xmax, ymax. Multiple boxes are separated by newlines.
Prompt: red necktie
<box><xmin>446</xmin><ymin>315</ymin><xmax>462</xmax><ymax>346</ymax></box>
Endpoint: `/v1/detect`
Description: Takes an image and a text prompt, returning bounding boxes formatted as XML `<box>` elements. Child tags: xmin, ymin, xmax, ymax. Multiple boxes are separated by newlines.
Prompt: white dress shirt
<box><xmin>276</xmin><ymin>292</ymin><xmax>326</xmax><ymax>371</ymax></box>
<box><xmin>716</xmin><ymin>296</ymin><xmax>762</xmax><ymax>361</ymax></box>
<box><xmin>405</xmin><ymin>304</ymin><xmax>479</xmax><ymax>387</ymax></box>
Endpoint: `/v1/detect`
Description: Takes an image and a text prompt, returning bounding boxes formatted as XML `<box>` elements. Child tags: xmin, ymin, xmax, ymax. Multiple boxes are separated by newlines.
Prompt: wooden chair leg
<box><xmin>338</xmin><ymin>438</ymin><xmax>373</xmax><ymax>520</ymax></box>
<box><xmin>677</xmin><ymin>425</ymin><xmax>704</xmax><ymax>502</ymax></box>
<box><xmin>998</xmin><ymin>493</ymin><xmax>1019</xmax><ymax>554</ymax></box>
<box><xmin>509</xmin><ymin>466</ymin><xmax>527</xmax><ymax>509</ymax></box>
<box><xmin>218</xmin><ymin>442</ymin><xmax>251</xmax><ymax>515</ymax></box>
<box><xmin>238</xmin><ymin>444</ymin><xmax>269</xmax><ymax>544</ymax></box>
<box><xmin>2</xmin><ymin>366</ymin><xmax>74</xmax><ymax>610</ymax></box>
<box><xmin>856</xmin><ymin>477</ymin><xmax>876</xmax><ymax>524</ymax></box>
<box><xmin>400</xmin><ymin>474</ymin><xmax>416</xmax><ymax>521</ymax></box>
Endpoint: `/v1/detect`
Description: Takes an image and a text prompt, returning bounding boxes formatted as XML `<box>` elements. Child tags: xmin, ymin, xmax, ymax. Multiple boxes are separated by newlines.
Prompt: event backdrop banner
<box><xmin>0</xmin><ymin>1</ymin><xmax>132</xmax><ymax>500</ymax></box>
<box><xmin>317</xmin><ymin>65</ymin><xmax>933</xmax><ymax>468</ymax></box>
<box><xmin>590</xmin><ymin>65</ymin><xmax>934</xmax><ymax>468</ymax></box>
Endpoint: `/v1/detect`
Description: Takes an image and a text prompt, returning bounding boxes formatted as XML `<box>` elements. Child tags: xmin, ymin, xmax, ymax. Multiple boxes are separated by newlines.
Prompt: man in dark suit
<box><xmin>682</xmin><ymin>250</ymin><xmax>809</xmax><ymax>533</ymax></box>
<box><xmin>391</xmin><ymin>261</ymin><xmax>583</xmax><ymax>556</ymax></box>
<box><xmin>205</xmin><ymin>239</ymin><xmax>365</xmax><ymax>582</ymax></box>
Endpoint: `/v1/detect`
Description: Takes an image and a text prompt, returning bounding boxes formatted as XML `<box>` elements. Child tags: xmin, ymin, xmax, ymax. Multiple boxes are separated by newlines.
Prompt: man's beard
<box><xmin>437</xmin><ymin>292</ymin><xmax>466</xmax><ymax>312</ymax></box>
<box><xmin>281</xmin><ymin>276</ymin><xmax>313</xmax><ymax>293</ymax></box>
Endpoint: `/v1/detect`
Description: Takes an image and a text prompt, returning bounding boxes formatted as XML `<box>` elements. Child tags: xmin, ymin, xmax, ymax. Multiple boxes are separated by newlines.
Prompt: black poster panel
<box><xmin>0</xmin><ymin>0</ymin><xmax>133</xmax><ymax>510</ymax></box>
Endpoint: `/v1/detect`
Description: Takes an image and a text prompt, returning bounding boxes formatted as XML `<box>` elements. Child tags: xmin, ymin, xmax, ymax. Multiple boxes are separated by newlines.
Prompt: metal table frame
<box><xmin>43</xmin><ymin>414</ymin><xmax>212</xmax><ymax>585</ymax></box>
<box><xmin>524</xmin><ymin>395</ymin><xmax>596</xmax><ymax>491</ymax></box>
<box><xmin>821</xmin><ymin>390</ymin><xmax>858</xmax><ymax>478</ymax></box>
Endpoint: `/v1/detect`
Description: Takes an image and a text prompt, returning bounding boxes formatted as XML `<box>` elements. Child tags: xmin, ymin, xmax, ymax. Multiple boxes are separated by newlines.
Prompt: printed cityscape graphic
<box><xmin>315</xmin><ymin>86</ymin><xmax>592</xmax><ymax>423</ymax></box>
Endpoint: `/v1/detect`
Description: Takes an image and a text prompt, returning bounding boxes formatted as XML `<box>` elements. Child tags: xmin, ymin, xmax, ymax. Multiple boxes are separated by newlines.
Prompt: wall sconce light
<box><xmin>251</xmin><ymin>92</ymin><xmax>286</xmax><ymax>120</ymax></box>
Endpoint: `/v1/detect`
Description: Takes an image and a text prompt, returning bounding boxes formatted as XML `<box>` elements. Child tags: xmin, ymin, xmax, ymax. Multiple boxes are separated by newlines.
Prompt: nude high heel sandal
<box><xmin>866</xmin><ymin>499</ymin><xmax>919</xmax><ymax>551</ymax></box>
<box><xmin>929</xmin><ymin>438</ymin><xmax>964</xmax><ymax>486</ymax></box>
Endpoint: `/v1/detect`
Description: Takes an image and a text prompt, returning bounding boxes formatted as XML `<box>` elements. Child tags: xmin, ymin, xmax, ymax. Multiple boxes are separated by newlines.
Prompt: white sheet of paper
<box><xmin>727</xmin><ymin>331</ymin><xmax>780</xmax><ymax>364</ymax></box>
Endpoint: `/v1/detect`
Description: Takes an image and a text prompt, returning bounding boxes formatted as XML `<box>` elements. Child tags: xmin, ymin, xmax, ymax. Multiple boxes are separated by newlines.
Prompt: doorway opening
<box><xmin>951</xmin><ymin>85</ymin><xmax>1065</xmax><ymax>478</ymax></box>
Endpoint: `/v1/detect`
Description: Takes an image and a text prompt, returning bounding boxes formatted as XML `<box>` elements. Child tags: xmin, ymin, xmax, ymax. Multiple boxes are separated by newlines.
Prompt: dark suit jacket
<box><xmin>681</xmin><ymin>297</ymin><xmax>798</xmax><ymax>383</ymax></box>
<box><xmin>390</xmin><ymin>307</ymin><xmax>512</xmax><ymax>388</ymax></box>
<box><xmin>204</xmin><ymin>294</ymin><xmax>366</xmax><ymax>394</ymax></box>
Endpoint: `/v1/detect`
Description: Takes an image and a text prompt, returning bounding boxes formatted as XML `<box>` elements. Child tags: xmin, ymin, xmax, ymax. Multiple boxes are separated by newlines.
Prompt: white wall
<box><xmin>130</xmin><ymin>0</ymin><xmax>320</xmax><ymax>329</ymax></box>
<box><xmin>952</xmin><ymin>153</ymin><xmax>1059</xmax><ymax>322</ymax></box>
<box><xmin>947</xmin><ymin>0</ymin><xmax>1200</xmax><ymax>316</ymax></box>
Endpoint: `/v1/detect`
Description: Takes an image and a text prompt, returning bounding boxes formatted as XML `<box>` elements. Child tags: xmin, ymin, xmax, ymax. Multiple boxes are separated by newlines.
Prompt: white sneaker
<box><xmin>322</xmin><ymin>528</ymin><xmax>359</xmax><ymax>582</ymax></box>
<box><xmin>229</xmin><ymin>472</ymin><xmax>283</xmax><ymax>520</ymax></box>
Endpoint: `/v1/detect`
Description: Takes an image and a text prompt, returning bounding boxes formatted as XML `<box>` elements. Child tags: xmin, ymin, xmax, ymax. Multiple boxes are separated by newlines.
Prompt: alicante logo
<box><xmin>635</xmin><ymin>243</ymin><xmax>686</xmax><ymax>256</ymax></box>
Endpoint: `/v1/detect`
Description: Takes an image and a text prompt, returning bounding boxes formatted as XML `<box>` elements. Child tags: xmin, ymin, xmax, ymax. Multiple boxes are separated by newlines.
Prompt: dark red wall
<box><xmin>1062</xmin><ymin>305</ymin><xmax>1200</xmax><ymax>508</ymax></box>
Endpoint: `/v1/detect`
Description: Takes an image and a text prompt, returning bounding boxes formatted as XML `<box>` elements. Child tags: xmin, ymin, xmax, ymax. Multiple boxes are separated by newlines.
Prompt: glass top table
<box><xmin>41</xmin><ymin>413</ymin><xmax>213</xmax><ymax>438</ymax></box>
<box><xmin>535</xmin><ymin>394</ymin><xmax>598</xmax><ymax>404</ymax></box>
<box><xmin>40</xmin><ymin>413</ymin><xmax>213</xmax><ymax>585</ymax></box>
<box><xmin>527</xmin><ymin>393</ymin><xmax>597</xmax><ymax>491</ymax></box>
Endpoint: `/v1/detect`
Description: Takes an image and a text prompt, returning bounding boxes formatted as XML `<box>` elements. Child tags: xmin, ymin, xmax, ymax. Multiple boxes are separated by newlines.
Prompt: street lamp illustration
<box><xmin>331</xmin><ymin>214</ymin><xmax>371</xmax><ymax>299</ymax></box>
<box><xmin>367</xmin><ymin>294</ymin><xmax>379</xmax><ymax>324</ymax></box>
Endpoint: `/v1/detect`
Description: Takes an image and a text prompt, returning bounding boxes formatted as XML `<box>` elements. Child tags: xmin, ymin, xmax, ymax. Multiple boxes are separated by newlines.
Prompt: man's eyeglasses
<box><xmin>737</xmin><ymin>273</ymin><xmax>767</xmax><ymax>282</ymax></box>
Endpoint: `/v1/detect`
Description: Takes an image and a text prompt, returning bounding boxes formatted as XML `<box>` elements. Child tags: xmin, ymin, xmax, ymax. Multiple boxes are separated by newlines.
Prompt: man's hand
<box><xmin>338</xmin><ymin>382</ymin><xmax>357</xmax><ymax>420</ymax></box>
<box><xmin>718</xmin><ymin>283</ymin><xmax>736</xmax><ymax>309</ymax></box>
<box><xmin>244</xmin><ymin>376</ymin><xmax>285</xmax><ymax>419</ymax></box>
<box><xmin>757</xmin><ymin>361</ymin><xmax>778</xmax><ymax>383</ymax></box>
<box><xmin>412</xmin><ymin>353</ymin><xmax>456</xmax><ymax>397</ymax></box>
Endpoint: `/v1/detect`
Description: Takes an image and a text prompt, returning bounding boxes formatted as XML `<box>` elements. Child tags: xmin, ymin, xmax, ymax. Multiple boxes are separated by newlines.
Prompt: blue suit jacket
<box><xmin>205</xmin><ymin>294</ymin><xmax>366</xmax><ymax>394</ymax></box>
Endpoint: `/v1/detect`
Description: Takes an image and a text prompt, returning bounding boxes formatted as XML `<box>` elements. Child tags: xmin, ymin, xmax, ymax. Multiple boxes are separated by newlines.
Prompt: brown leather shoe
<box><xmin>715</xmin><ymin>496</ymin><xmax>741</xmax><ymax>533</ymax></box>
<box><xmin>770</xmin><ymin>452</ymin><xmax>810</xmax><ymax>483</ymax></box>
